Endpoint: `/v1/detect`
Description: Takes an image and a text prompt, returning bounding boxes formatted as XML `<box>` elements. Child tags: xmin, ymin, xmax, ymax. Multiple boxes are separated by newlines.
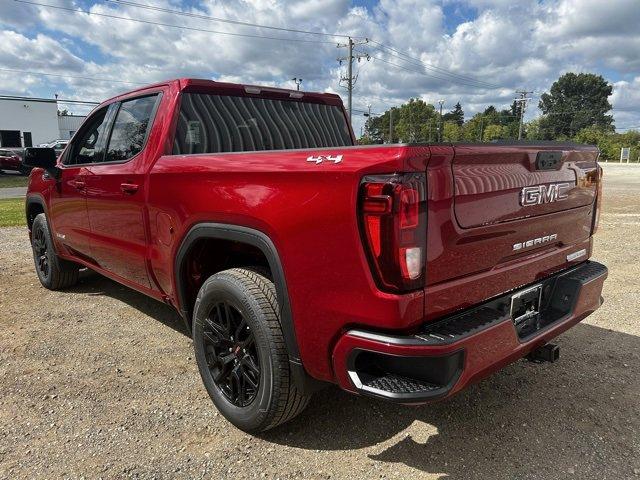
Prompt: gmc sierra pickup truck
<box><xmin>23</xmin><ymin>78</ymin><xmax>607</xmax><ymax>432</ymax></box>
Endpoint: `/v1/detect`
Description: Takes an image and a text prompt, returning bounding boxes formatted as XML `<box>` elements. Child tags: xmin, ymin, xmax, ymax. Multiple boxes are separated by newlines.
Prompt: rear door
<box><xmin>84</xmin><ymin>93</ymin><xmax>161</xmax><ymax>289</ymax></box>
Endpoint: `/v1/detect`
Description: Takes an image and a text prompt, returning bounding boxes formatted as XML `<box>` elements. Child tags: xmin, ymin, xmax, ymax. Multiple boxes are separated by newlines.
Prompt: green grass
<box><xmin>0</xmin><ymin>198</ymin><xmax>26</xmax><ymax>227</ymax></box>
<box><xmin>0</xmin><ymin>174</ymin><xmax>28</xmax><ymax>188</ymax></box>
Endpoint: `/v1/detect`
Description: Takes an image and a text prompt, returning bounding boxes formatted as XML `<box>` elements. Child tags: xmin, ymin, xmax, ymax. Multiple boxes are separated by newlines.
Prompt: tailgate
<box><xmin>452</xmin><ymin>144</ymin><xmax>598</xmax><ymax>228</ymax></box>
<box><xmin>423</xmin><ymin>143</ymin><xmax>600</xmax><ymax>321</ymax></box>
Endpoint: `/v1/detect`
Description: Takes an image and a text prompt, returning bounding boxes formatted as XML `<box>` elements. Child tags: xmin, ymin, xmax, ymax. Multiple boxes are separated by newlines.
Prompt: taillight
<box><xmin>358</xmin><ymin>173</ymin><xmax>427</xmax><ymax>292</ymax></box>
<box><xmin>592</xmin><ymin>165</ymin><xmax>603</xmax><ymax>234</ymax></box>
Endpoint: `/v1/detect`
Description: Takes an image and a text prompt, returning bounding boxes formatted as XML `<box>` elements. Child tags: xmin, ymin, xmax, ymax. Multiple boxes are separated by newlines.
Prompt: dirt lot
<box><xmin>1</xmin><ymin>164</ymin><xmax>638</xmax><ymax>479</ymax></box>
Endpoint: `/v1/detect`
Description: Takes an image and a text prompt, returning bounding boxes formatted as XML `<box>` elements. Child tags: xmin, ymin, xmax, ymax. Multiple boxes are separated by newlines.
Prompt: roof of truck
<box><xmin>101</xmin><ymin>78</ymin><xmax>343</xmax><ymax>107</ymax></box>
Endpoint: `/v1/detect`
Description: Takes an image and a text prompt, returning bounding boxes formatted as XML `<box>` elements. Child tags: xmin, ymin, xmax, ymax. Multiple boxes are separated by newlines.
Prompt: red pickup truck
<box><xmin>24</xmin><ymin>78</ymin><xmax>607</xmax><ymax>432</ymax></box>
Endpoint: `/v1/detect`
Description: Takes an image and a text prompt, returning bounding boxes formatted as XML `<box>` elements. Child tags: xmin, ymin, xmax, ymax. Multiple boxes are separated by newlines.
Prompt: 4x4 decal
<box><xmin>306</xmin><ymin>154</ymin><xmax>343</xmax><ymax>164</ymax></box>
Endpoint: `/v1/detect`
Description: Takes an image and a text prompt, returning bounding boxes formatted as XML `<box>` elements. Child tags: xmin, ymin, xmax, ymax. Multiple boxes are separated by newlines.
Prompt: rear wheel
<box><xmin>192</xmin><ymin>268</ymin><xmax>310</xmax><ymax>432</ymax></box>
<box><xmin>31</xmin><ymin>213</ymin><xmax>79</xmax><ymax>290</ymax></box>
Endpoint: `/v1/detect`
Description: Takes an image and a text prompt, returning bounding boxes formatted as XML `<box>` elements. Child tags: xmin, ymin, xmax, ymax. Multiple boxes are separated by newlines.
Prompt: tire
<box><xmin>31</xmin><ymin>213</ymin><xmax>79</xmax><ymax>290</ymax></box>
<box><xmin>192</xmin><ymin>268</ymin><xmax>310</xmax><ymax>432</ymax></box>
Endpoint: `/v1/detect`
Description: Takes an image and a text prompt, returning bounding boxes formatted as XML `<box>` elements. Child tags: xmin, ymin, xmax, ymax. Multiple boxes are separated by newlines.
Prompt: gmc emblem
<box><xmin>520</xmin><ymin>183</ymin><xmax>571</xmax><ymax>207</ymax></box>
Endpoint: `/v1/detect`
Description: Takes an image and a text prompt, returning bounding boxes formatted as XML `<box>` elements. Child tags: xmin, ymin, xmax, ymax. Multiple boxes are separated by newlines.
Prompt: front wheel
<box><xmin>31</xmin><ymin>213</ymin><xmax>79</xmax><ymax>290</ymax></box>
<box><xmin>192</xmin><ymin>268</ymin><xmax>310</xmax><ymax>432</ymax></box>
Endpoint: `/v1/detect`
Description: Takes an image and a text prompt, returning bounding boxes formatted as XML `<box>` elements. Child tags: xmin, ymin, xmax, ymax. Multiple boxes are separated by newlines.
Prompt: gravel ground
<box><xmin>1</xmin><ymin>166</ymin><xmax>639</xmax><ymax>479</ymax></box>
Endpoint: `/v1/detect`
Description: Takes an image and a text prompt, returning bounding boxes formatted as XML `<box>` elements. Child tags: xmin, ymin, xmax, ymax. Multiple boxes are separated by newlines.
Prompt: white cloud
<box><xmin>0</xmin><ymin>0</ymin><xmax>638</xmax><ymax>132</ymax></box>
<box><xmin>611</xmin><ymin>77</ymin><xmax>640</xmax><ymax>131</ymax></box>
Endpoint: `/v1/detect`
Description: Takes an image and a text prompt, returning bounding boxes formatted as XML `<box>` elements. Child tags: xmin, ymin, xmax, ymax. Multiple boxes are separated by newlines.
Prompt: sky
<box><xmin>1</xmin><ymin>0</ymin><xmax>639</xmax><ymax>136</ymax></box>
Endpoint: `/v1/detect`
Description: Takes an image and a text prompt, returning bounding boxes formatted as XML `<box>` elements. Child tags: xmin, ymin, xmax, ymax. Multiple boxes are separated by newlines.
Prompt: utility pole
<box><xmin>515</xmin><ymin>90</ymin><xmax>533</xmax><ymax>140</ymax></box>
<box><xmin>337</xmin><ymin>37</ymin><xmax>369</xmax><ymax>125</ymax></box>
<box><xmin>291</xmin><ymin>78</ymin><xmax>302</xmax><ymax>91</ymax></box>
<box><xmin>478</xmin><ymin>115</ymin><xmax>484</xmax><ymax>142</ymax></box>
<box><xmin>389</xmin><ymin>108</ymin><xmax>394</xmax><ymax>144</ymax></box>
<box><xmin>363</xmin><ymin>104</ymin><xmax>372</xmax><ymax>138</ymax></box>
<box><xmin>438</xmin><ymin>100</ymin><xmax>445</xmax><ymax>142</ymax></box>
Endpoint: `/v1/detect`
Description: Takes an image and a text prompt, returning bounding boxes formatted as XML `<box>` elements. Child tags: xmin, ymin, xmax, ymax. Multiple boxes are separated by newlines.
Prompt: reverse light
<box><xmin>402</xmin><ymin>247</ymin><xmax>422</xmax><ymax>280</ymax></box>
<box><xmin>358</xmin><ymin>173</ymin><xmax>427</xmax><ymax>292</ymax></box>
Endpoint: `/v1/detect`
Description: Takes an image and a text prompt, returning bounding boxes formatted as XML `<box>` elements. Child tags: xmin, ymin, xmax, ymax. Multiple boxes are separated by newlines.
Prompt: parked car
<box><xmin>23</xmin><ymin>78</ymin><xmax>607</xmax><ymax>433</ymax></box>
<box><xmin>37</xmin><ymin>140</ymin><xmax>68</xmax><ymax>155</ymax></box>
<box><xmin>0</xmin><ymin>148</ymin><xmax>30</xmax><ymax>175</ymax></box>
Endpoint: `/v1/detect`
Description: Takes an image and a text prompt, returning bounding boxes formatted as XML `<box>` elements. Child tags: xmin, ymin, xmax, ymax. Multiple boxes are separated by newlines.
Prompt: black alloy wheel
<box><xmin>192</xmin><ymin>268</ymin><xmax>310</xmax><ymax>432</ymax></box>
<box><xmin>30</xmin><ymin>213</ymin><xmax>79</xmax><ymax>290</ymax></box>
<box><xmin>202</xmin><ymin>301</ymin><xmax>261</xmax><ymax>407</ymax></box>
<box><xmin>32</xmin><ymin>224</ymin><xmax>50</xmax><ymax>279</ymax></box>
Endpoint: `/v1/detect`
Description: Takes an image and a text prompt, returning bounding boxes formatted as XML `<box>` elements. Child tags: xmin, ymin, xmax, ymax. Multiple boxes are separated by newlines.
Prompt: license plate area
<box><xmin>510</xmin><ymin>284</ymin><xmax>542</xmax><ymax>327</ymax></box>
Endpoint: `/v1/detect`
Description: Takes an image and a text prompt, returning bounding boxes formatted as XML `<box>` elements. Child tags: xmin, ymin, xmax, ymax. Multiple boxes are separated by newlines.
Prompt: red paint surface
<box><xmin>332</xmin><ymin>270</ymin><xmax>607</xmax><ymax>400</ymax></box>
<box><xmin>26</xmin><ymin>78</ymin><xmax>605</xmax><ymax>391</ymax></box>
<box><xmin>0</xmin><ymin>152</ymin><xmax>22</xmax><ymax>170</ymax></box>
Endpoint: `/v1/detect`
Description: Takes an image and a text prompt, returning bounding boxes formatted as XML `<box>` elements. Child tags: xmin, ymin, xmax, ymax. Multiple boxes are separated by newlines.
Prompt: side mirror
<box><xmin>23</xmin><ymin>147</ymin><xmax>58</xmax><ymax>173</ymax></box>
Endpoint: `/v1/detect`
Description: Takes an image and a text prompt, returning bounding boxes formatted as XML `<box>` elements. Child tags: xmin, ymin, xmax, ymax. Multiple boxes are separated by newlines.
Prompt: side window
<box><xmin>105</xmin><ymin>95</ymin><xmax>158</xmax><ymax>162</ymax></box>
<box><xmin>65</xmin><ymin>107</ymin><xmax>109</xmax><ymax>165</ymax></box>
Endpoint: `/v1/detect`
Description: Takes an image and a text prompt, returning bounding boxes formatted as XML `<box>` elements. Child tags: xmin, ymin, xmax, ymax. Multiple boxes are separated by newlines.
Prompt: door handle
<box><xmin>70</xmin><ymin>179</ymin><xmax>85</xmax><ymax>190</ymax></box>
<box><xmin>120</xmin><ymin>182</ymin><xmax>139</xmax><ymax>194</ymax></box>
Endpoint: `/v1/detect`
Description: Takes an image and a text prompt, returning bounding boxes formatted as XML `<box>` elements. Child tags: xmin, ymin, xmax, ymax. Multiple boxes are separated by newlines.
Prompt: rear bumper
<box><xmin>332</xmin><ymin>260</ymin><xmax>608</xmax><ymax>404</ymax></box>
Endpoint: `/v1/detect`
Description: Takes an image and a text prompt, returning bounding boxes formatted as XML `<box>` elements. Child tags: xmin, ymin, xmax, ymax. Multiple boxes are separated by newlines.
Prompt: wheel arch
<box><xmin>174</xmin><ymin>223</ymin><xmax>323</xmax><ymax>393</ymax></box>
<box><xmin>25</xmin><ymin>194</ymin><xmax>48</xmax><ymax>232</ymax></box>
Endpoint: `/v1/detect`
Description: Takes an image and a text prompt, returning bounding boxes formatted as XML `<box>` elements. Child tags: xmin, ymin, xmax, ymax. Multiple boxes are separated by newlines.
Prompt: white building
<box><xmin>0</xmin><ymin>96</ymin><xmax>60</xmax><ymax>148</ymax></box>
<box><xmin>58</xmin><ymin>114</ymin><xmax>86</xmax><ymax>140</ymax></box>
<box><xmin>0</xmin><ymin>96</ymin><xmax>87</xmax><ymax>147</ymax></box>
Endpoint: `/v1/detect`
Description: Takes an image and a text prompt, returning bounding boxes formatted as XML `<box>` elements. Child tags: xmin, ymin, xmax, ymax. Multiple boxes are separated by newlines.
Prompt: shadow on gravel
<box><xmin>263</xmin><ymin>323</ymin><xmax>638</xmax><ymax>478</ymax></box>
<box><xmin>70</xmin><ymin>269</ymin><xmax>189</xmax><ymax>336</ymax></box>
<box><xmin>61</xmin><ymin>271</ymin><xmax>637</xmax><ymax>478</ymax></box>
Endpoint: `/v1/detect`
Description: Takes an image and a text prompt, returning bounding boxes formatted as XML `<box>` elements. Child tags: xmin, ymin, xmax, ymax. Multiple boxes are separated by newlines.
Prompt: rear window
<box><xmin>173</xmin><ymin>93</ymin><xmax>352</xmax><ymax>154</ymax></box>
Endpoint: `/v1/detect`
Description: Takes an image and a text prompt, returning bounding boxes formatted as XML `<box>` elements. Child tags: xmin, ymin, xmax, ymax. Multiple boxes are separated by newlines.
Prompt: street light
<box><xmin>291</xmin><ymin>78</ymin><xmax>303</xmax><ymax>91</ymax></box>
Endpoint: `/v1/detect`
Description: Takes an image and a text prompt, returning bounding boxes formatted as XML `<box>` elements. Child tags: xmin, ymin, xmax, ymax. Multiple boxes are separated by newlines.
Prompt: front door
<box><xmin>49</xmin><ymin>106</ymin><xmax>111</xmax><ymax>260</ymax></box>
<box><xmin>84</xmin><ymin>94</ymin><xmax>160</xmax><ymax>289</ymax></box>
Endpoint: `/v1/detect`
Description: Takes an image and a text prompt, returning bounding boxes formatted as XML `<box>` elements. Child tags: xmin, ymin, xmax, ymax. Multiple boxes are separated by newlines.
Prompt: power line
<box><xmin>11</xmin><ymin>0</ymin><xmax>516</xmax><ymax>100</ymax></box>
<box><xmin>14</xmin><ymin>0</ymin><xmax>337</xmax><ymax>44</ymax></box>
<box><xmin>28</xmin><ymin>0</ymin><xmax>501</xmax><ymax>91</ymax></box>
<box><xmin>0</xmin><ymin>67</ymin><xmax>145</xmax><ymax>85</ymax></box>
<box><xmin>370</xmin><ymin>55</ymin><xmax>506</xmax><ymax>90</ymax></box>
<box><xmin>104</xmin><ymin>0</ymin><xmax>354</xmax><ymax>39</ymax></box>
<box><xmin>102</xmin><ymin>0</ymin><xmax>500</xmax><ymax>90</ymax></box>
<box><xmin>0</xmin><ymin>94</ymin><xmax>98</xmax><ymax>104</ymax></box>
<box><xmin>109</xmin><ymin>0</ymin><xmax>501</xmax><ymax>92</ymax></box>
<box><xmin>368</xmin><ymin>40</ymin><xmax>503</xmax><ymax>90</ymax></box>
<box><xmin>55</xmin><ymin>99</ymin><xmax>100</xmax><ymax>105</ymax></box>
<box><xmin>103</xmin><ymin>0</ymin><xmax>500</xmax><ymax>90</ymax></box>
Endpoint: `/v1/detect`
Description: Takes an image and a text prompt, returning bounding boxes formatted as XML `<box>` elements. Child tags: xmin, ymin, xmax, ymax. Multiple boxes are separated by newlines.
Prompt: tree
<box><xmin>443</xmin><ymin>102</ymin><xmax>464</xmax><ymax>126</ymax></box>
<box><xmin>574</xmin><ymin>126</ymin><xmax>640</xmax><ymax>162</ymax></box>
<box><xmin>538</xmin><ymin>72</ymin><xmax>614</xmax><ymax>139</ymax></box>
<box><xmin>482</xmin><ymin>124</ymin><xmax>504</xmax><ymax>141</ymax></box>
<box><xmin>394</xmin><ymin>98</ymin><xmax>437</xmax><ymax>142</ymax></box>
<box><xmin>442</xmin><ymin>121</ymin><xmax>463</xmax><ymax>141</ymax></box>
<box><xmin>461</xmin><ymin>113</ymin><xmax>484</xmax><ymax>141</ymax></box>
<box><xmin>525</xmin><ymin>118</ymin><xmax>544</xmax><ymax>140</ymax></box>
